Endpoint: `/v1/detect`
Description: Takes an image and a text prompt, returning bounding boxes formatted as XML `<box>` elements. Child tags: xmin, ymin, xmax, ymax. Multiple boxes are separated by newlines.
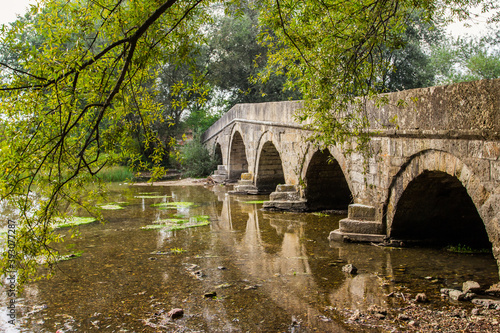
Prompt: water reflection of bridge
<box><xmin>205</xmin><ymin>186</ymin><xmax>499</xmax><ymax>321</ymax></box>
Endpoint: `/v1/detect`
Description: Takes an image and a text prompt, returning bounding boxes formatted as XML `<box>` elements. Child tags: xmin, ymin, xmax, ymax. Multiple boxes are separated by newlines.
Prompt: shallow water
<box><xmin>1</xmin><ymin>185</ymin><xmax>498</xmax><ymax>332</ymax></box>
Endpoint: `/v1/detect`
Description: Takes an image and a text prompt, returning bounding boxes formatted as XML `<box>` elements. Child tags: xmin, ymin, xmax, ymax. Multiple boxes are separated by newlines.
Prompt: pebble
<box><xmin>398</xmin><ymin>313</ymin><xmax>410</xmax><ymax>321</ymax></box>
<box><xmin>415</xmin><ymin>293</ymin><xmax>428</xmax><ymax>303</ymax></box>
<box><xmin>341</xmin><ymin>264</ymin><xmax>357</xmax><ymax>274</ymax></box>
<box><xmin>167</xmin><ymin>308</ymin><xmax>184</xmax><ymax>319</ymax></box>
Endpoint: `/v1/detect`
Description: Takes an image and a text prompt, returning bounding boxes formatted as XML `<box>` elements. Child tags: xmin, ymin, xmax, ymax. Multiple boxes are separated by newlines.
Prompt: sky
<box><xmin>0</xmin><ymin>0</ymin><xmax>497</xmax><ymax>37</ymax></box>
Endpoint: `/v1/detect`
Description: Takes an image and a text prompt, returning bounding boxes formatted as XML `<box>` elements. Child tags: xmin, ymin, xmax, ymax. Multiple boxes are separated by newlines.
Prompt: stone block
<box><xmin>328</xmin><ymin>229</ymin><xmax>385</xmax><ymax>243</ymax></box>
<box><xmin>275</xmin><ymin>184</ymin><xmax>296</xmax><ymax>192</ymax></box>
<box><xmin>339</xmin><ymin>218</ymin><xmax>383</xmax><ymax>234</ymax></box>
<box><xmin>348</xmin><ymin>204</ymin><xmax>376</xmax><ymax>221</ymax></box>
<box><xmin>269</xmin><ymin>191</ymin><xmax>301</xmax><ymax>201</ymax></box>
<box><xmin>240</xmin><ymin>173</ymin><xmax>253</xmax><ymax>181</ymax></box>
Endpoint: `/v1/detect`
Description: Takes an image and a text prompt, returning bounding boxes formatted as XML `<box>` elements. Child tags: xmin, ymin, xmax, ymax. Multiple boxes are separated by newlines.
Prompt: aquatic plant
<box><xmin>134</xmin><ymin>195</ymin><xmax>172</xmax><ymax>199</ymax></box>
<box><xmin>150</xmin><ymin>202</ymin><xmax>196</xmax><ymax>209</ymax></box>
<box><xmin>99</xmin><ymin>204</ymin><xmax>125</xmax><ymax>210</ymax></box>
<box><xmin>312</xmin><ymin>212</ymin><xmax>329</xmax><ymax>217</ymax></box>
<box><xmin>170</xmin><ymin>247</ymin><xmax>187</xmax><ymax>254</ymax></box>
<box><xmin>445</xmin><ymin>244</ymin><xmax>491</xmax><ymax>254</ymax></box>
<box><xmin>141</xmin><ymin>215</ymin><xmax>210</xmax><ymax>231</ymax></box>
<box><xmin>53</xmin><ymin>217</ymin><xmax>97</xmax><ymax>228</ymax></box>
<box><xmin>243</xmin><ymin>200</ymin><xmax>266</xmax><ymax>204</ymax></box>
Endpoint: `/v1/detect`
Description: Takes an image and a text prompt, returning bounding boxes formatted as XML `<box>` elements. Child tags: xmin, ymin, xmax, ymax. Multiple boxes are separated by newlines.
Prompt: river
<box><xmin>1</xmin><ymin>184</ymin><xmax>498</xmax><ymax>332</ymax></box>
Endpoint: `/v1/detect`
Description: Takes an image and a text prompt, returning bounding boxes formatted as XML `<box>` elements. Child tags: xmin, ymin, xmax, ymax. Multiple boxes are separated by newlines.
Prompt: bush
<box><xmin>180</xmin><ymin>137</ymin><xmax>217</xmax><ymax>178</ymax></box>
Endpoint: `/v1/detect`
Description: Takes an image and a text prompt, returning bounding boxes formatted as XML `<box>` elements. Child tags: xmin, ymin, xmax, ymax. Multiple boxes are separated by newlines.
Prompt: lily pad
<box><xmin>134</xmin><ymin>195</ymin><xmax>172</xmax><ymax>199</ymax></box>
<box><xmin>141</xmin><ymin>215</ymin><xmax>210</xmax><ymax>231</ymax></box>
<box><xmin>99</xmin><ymin>204</ymin><xmax>124</xmax><ymax>210</ymax></box>
<box><xmin>54</xmin><ymin>217</ymin><xmax>97</xmax><ymax>228</ymax></box>
<box><xmin>243</xmin><ymin>200</ymin><xmax>266</xmax><ymax>204</ymax></box>
<box><xmin>150</xmin><ymin>202</ymin><xmax>196</xmax><ymax>209</ymax></box>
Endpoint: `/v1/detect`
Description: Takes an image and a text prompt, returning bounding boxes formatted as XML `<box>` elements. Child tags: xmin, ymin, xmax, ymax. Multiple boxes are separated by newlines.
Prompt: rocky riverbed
<box><xmin>337</xmin><ymin>281</ymin><xmax>500</xmax><ymax>332</ymax></box>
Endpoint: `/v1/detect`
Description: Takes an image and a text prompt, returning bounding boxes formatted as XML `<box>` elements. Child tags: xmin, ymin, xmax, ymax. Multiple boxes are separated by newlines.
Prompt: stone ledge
<box><xmin>262</xmin><ymin>200</ymin><xmax>307</xmax><ymax>211</ymax></box>
<box><xmin>339</xmin><ymin>218</ymin><xmax>384</xmax><ymax>234</ymax></box>
<box><xmin>328</xmin><ymin>229</ymin><xmax>385</xmax><ymax>243</ymax></box>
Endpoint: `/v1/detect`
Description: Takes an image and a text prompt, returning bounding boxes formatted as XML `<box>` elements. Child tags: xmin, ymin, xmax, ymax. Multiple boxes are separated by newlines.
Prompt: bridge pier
<box><xmin>211</xmin><ymin>165</ymin><xmax>228</xmax><ymax>183</ymax></box>
<box><xmin>263</xmin><ymin>184</ymin><xmax>307</xmax><ymax>211</ymax></box>
<box><xmin>230</xmin><ymin>173</ymin><xmax>259</xmax><ymax>194</ymax></box>
<box><xmin>329</xmin><ymin>204</ymin><xmax>385</xmax><ymax>243</ymax></box>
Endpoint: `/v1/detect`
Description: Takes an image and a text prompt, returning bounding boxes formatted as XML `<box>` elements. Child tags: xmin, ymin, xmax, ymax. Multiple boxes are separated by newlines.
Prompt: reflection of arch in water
<box><xmin>303</xmin><ymin>149</ymin><xmax>352</xmax><ymax>211</ymax></box>
<box><xmin>386</xmin><ymin>150</ymin><xmax>493</xmax><ymax>249</ymax></box>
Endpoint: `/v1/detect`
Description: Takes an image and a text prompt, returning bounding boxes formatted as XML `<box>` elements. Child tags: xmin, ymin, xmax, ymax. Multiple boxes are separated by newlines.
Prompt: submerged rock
<box><xmin>168</xmin><ymin>308</ymin><xmax>184</xmax><ymax>319</ymax></box>
<box><xmin>204</xmin><ymin>291</ymin><xmax>217</xmax><ymax>299</ymax></box>
<box><xmin>415</xmin><ymin>293</ymin><xmax>428</xmax><ymax>303</ymax></box>
<box><xmin>342</xmin><ymin>264</ymin><xmax>357</xmax><ymax>274</ymax></box>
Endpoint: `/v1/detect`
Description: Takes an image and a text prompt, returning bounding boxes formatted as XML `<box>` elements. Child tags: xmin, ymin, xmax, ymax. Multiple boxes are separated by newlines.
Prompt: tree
<box><xmin>255</xmin><ymin>0</ymin><xmax>499</xmax><ymax>149</ymax></box>
<box><xmin>0</xmin><ymin>0</ymin><xmax>214</xmax><ymax>285</ymax></box>
<box><xmin>0</xmin><ymin>0</ymin><xmax>498</xmax><ymax>285</ymax></box>
<box><xmin>380</xmin><ymin>10</ymin><xmax>445</xmax><ymax>92</ymax></box>
<box><xmin>430</xmin><ymin>30</ymin><xmax>500</xmax><ymax>84</ymax></box>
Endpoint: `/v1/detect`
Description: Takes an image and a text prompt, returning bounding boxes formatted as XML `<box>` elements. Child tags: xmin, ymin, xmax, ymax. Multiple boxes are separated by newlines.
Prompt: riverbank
<box><xmin>133</xmin><ymin>177</ymin><xmax>210</xmax><ymax>187</ymax></box>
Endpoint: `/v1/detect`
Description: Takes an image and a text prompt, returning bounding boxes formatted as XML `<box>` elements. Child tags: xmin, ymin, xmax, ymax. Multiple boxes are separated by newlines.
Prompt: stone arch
<box><xmin>228</xmin><ymin>130</ymin><xmax>248</xmax><ymax>181</ymax></box>
<box><xmin>213</xmin><ymin>142</ymin><xmax>223</xmax><ymax>166</ymax></box>
<box><xmin>302</xmin><ymin>148</ymin><xmax>352</xmax><ymax>211</ymax></box>
<box><xmin>255</xmin><ymin>140</ymin><xmax>285</xmax><ymax>193</ymax></box>
<box><xmin>386</xmin><ymin>149</ymin><xmax>494</xmax><ymax>248</ymax></box>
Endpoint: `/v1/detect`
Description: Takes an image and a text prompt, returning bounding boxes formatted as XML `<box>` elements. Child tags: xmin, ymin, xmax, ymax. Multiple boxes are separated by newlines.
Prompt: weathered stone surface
<box><xmin>463</xmin><ymin>281</ymin><xmax>481</xmax><ymax>294</ymax></box>
<box><xmin>471</xmin><ymin>297</ymin><xmax>500</xmax><ymax>309</ymax></box>
<box><xmin>347</xmin><ymin>204</ymin><xmax>376</xmax><ymax>221</ymax></box>
<box><xmin>449</xmin><ymin>290</ymin><xmax>466</xmax><ymax>301</ymax></box>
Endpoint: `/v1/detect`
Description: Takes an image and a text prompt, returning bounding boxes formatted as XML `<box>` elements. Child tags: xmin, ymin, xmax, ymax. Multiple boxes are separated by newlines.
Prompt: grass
<box><xmin>97</xmin><ymin>166</ymin><xmax>135</xmax><ymax>182</ymax></box>
<box><xmin>445</xmin><ymin>244</ymin><xmax>491</xmax><ymax>254</ymax></box>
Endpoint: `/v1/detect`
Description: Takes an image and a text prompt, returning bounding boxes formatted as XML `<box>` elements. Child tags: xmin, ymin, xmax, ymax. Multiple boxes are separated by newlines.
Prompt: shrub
<box><xmin>180</xmin><ymin>137</ymin><xmax>217</xmax><ymax>177</ymax></box>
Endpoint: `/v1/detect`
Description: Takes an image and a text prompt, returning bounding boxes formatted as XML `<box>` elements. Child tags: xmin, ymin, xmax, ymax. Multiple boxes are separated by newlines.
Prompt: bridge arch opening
<box><xmin>213</xmin><ymin>143</ymin><xmax>223</xmax><ymax>166</ymax></box>
<box><xmin>304</xmin><ymin>149</ymin><xmax>352</xmax><ymax>211</ymax></box>
<box><xmin>255</xmin><ymin>141</ymin><xmax>285</xmax><ymax>194</ymax></box>
<box><xmin>390</xmin><ymin>170</ymin><xmax>490</xmax><ymax>248</ymax></box>
<box><xmin>229</xmin><ymin>131</ymin><xmax>248</xmax><ymax>181</ymax></box>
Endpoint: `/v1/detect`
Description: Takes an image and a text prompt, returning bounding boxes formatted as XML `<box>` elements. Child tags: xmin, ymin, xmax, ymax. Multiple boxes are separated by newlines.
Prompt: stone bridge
<box><xmin>201</xmin><ymin>79</ymin><xmax>500</xmax><ymax>273</ymax></box>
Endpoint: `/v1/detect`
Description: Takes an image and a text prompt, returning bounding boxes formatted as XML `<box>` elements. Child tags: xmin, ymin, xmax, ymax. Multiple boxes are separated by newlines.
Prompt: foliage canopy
<box><xmin>0</xmin><ymin>0</ymin><xmax>498</xmax><ymax>284</ymax></box>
